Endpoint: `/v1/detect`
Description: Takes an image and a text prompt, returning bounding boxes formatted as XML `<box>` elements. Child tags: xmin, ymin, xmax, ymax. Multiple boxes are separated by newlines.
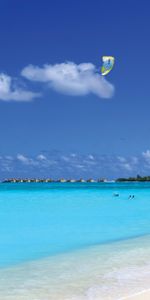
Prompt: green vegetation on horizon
<box><xmin>116</xmin><ymin>175</ymin><xmax>150</xmax><ymax>182</ymax></box>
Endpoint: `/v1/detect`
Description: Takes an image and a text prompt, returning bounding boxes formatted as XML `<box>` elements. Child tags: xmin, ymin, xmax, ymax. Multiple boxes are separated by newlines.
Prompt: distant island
<box><xmin>116</xmin><ymin>175</ymin><xmax>150</xmax><ymax>182</ymax></box>
<box><xmin>2</xmin><ymin>175</ymin><xmax>150</xmax><ymax>183</ymax></box>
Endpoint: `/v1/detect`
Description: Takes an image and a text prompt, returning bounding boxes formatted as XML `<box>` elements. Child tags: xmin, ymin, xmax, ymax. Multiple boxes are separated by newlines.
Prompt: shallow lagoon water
<box><xmin>0</xmin><ymin>182</ymin><xmax>150</xmax><ymax>299</ymax></box>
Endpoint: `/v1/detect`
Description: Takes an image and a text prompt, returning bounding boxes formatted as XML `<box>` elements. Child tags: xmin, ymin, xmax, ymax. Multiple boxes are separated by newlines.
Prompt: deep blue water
<box><xmin>0</xmin><ymin>182</ymin><xmax>150</xmax><ymax>268</ymax></box>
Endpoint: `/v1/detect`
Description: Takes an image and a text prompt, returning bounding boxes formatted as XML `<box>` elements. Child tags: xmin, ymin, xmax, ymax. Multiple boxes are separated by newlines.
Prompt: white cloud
<box><xmin>75</xmin><ymin>164</ymin><xmax>85</xmax><ymax>169</ymax></box>
<box><xmin>0</xmin><ymin>73</ymin><xmax>40</xmax><ymax>101</ymax></box>
<box><xmin>5</xmin><ymin>155</ymin><xmax>13</xmax><ymax>161</ymax></box>
<box><xmin>37</xmin><ymin>154</ymin><xmax>47</xmax><ymax>161</ymax></box>
<box><xmin>88</xmin><ymin>154</ymin><xmax>95</xmax><ymax>160</ymax></box>
<box><xmin>70</xmin><ymin>153</ymin><xmax>77</xmax><ymax>158</ymax></box>
<box><xmin>142</xmin><ymin>150</ymin><xmax>150</xmax><ymax>161</ymax></box>
<box><xmin>21</xmin><ymin>61</ymin><xmax>114</xmax><ymax>99</ymax></box>
<box><xmin>120</xmin><ymin>163</ymin><xmax>133</xmax><ymax>171</ymax></box>
<box><xmin>17</xmin><ymin>154</ymin><xmax>29</xmax><ymax>164</ymax></box>
<box><xmin>1</xmin><ymin>150</ymin><xmax>149</xmax><ymax>178</ymax></box>
<box><xmin>17</xmin><ymin>154</ymin><xmax>38</xmax><ymax>166</ymax></box>
<box><xmin>131</xmin><ymin>156</ymin><xmax>139</xmax><ymax>165</ymax></box>
<box><xmin>61</xmin><ymin>155</ymin><xmax>70</xmax><ymax>162</ymax></box>
<box><xmin>117</xmin><ymin>156</ymin><xmax>127</xmax><ymax>163</ymax></box>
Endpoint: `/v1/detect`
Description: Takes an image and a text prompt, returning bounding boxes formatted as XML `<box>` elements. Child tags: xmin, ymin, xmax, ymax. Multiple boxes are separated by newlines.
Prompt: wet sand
<box><xmin>125</xmin><ymin>290</ymin><xmax>150</xmax><ymax>300</ymax></box>
<box><xmin>0</xmin><ymin>235</ymin><xmax>150</xmax><ymax>299</ymax></box>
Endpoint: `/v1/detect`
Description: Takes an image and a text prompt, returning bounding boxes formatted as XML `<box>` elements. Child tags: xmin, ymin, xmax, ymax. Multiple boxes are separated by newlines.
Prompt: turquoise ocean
<box><xmin>1</xmin><ymin>182</ymin><xmax>150</xmax><ymax>299</ymax></box>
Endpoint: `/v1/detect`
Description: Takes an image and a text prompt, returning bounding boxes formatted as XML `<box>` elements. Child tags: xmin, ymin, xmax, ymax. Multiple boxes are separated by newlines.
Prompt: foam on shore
<box><xmin>0</xmin><ymin>235</ymin><xmax>150</xmax><ymax>300</ymax></box>
<box><xmin>118</xmin><ymin>289</ymin><xmax>150</xmax><ymax>299</ymax></box>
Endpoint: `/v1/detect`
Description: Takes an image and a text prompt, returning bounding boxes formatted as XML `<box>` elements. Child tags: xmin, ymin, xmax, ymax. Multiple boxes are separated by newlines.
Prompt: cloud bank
<box><xmin>21</xmin><ymin>62</ymin><xmax>114</xmax><ymax>98</ymax></box>
<box><xmin>0</xmin><ymin>61</ymin><xmax>114</xmax><ymax>101</ymax></box>
<box><xmin>0</xmin><ymin>150</ymin><xmax>150</xmax><ymax>180</ymax></box>
<box><xmin>0</xmin><ymin>73</ymin><xmax>40</xmax><ymax>101</ymax></box>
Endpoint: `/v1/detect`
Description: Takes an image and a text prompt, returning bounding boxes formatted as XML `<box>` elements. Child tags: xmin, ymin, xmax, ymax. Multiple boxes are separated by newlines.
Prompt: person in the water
<box><xmin>113</xmin><ymin>193</ymin><xmax>119</xmax><ymax>197</ymax></box>
<box><xmin>128</xmin><ymin>195</ymin><xmax>135</xmax><ymax>199</ymax></box>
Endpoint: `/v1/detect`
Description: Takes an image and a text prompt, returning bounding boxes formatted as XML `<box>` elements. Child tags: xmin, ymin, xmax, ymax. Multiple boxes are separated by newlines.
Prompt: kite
<box><xmin>101</xmin><ymin>56</ymin><xmax>115</xmax><ymax>76</ymax></box>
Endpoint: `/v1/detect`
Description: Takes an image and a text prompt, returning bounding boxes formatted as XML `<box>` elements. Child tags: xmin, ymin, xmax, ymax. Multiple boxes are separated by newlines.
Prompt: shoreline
<box><xmin>0</xmin><ymin>235</ymin><xmax>150</xmax><ymax>299</ymax></box>
<box><xmin>120</xmin><ymin>289</ymin><xmax>150</xmax><ymax>300</ymax></box>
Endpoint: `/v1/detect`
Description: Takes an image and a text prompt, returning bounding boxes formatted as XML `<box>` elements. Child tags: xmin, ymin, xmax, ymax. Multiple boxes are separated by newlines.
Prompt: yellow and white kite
<box><xmin>101</xmin><ymin>56</ymin><xmax>115</xmax><ymax>76</ymax></box>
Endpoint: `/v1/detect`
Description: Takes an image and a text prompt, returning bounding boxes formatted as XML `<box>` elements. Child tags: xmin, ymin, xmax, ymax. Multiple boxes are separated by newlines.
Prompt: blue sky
<box><xmin>0</xmin><ymin>0</ymin><xmax>150</xmax><ymax>179</ymax></box>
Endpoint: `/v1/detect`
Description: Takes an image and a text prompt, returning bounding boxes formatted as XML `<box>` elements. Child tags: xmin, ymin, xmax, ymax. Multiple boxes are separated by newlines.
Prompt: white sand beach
<box><xmin>121</xmin><ymin>290</ymin><xmax>150</xmax><ymax>300</ymax></box>
<box><xmin>131</xmin><ymin>292</ymin><xmax>150</xmax><ymax>299</ymax></box>
<box><xmin>0</xmin><ymin>236</ymin><xmax>150</xmax><ymax>300</ymax></box>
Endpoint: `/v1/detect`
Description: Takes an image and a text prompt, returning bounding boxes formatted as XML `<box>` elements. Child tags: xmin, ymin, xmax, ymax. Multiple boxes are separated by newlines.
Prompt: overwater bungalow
<box><xmin>45</xmin><ymin>178</ymin><xmax>53</xmax><ymax>182</ymax></box>
<box><xmin>27</xmin><ymin>179</ymin><xmax>32</xmax><ymax>183</ymax></box>
<box><xmin>58</xmin><ymin>178</ymin><xmax>67</xmax><ymax>183</ymax></box>
<box><xmin>97</xmin><ymin>178</ymin><xmax>107</xmax><ymax>182</ymax></box>
<box><xmin>86</xmin><ymin>178</ymin><xmax>95</xmax><ymax>183</ymax></box>
<box><xmin>4</xmin><ymin>178</ymin><xmax>21</xmax><ymax>183</ymax></box>
<box><xmin>66</xmin><ymin>179</ymin><xmax>76</xmax><ymax>183</ymax></box>
<box><xmin>77</xmin><ymin>178</ymin><xmax>86</xmax><ymax>183</ymax></box>
<box><xmin>35</xmin><ymin>179</ymin><xmax>40</xmax><ymax>183</ymax></box>
<box><xmin>2</xmin><ymin>177</ymin><xmax>109</xmax><ymax>183</ymax></box>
